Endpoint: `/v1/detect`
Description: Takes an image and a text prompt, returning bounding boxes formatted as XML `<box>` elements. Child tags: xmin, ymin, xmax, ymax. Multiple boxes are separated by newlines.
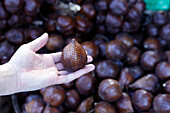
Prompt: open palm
<box><xmin>8</xmin><ymin>33</ymin><xmax>94</xmax><ymax>93</ymax></box>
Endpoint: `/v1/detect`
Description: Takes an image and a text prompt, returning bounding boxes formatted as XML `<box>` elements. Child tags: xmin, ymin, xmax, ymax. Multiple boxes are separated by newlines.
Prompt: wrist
<box><xmin>0</xmin><ymin>63</ymin><xmax>19</xmax><ymax>95</ymax></box>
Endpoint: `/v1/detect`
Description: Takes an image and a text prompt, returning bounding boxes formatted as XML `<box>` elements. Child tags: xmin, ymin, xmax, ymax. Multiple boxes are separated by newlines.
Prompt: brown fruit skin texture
<box><xmin>43</xmin><ymin>105</ymin><xmax>62</xmax><ymax>113</ymax></box>
<box><xmin>65</xmin><ymin>89</ymin><xmax>80</xmax><ymax>109</ymax></box>
<box><xmin>165</xmin><ymin>51</ymin><xmax>170</xmax><ymax>63</ymax></box>
<box><xmin>25</xmin><ymin>94</ymin><xmax>41</xmax><ymax>103</ymax></box>
<box><xmin>76</xmin><ymin>73</ymin><xmax>97</xmax><ymax>95</ymax></box>
<box><xmin>106</xmin><ymin>40</ymin><xmax>127</xmax><ymax>60</ymax></box>
<box><xmin>0</xmin><ymin>41</ymin><xmax>15</xmax><ymax>64</ymax></box>
<box><xmin>118</xmin><ymin>67</ymin><xmax>134</xmax><ymax>87</ymax></box>
<box><xmin>115</xmin><ymin>33</ymin><xmax>133</xmax><ymax>49</ymax></box>
<box><xmin>156</xmin><ymin>61</ymin><xmax>170</xmax><ymax>80</ymax></box>
<box><xmin>82</xmin><ymin>41</ymin><xmax>99</xmax><ymax>59</ymax></box>
<box><xmin>5</xmin><ymin>28</ymin><xmax>24</xmax><ymax>45</ymax></box>
<box><xmin>46</xmin><ymin>35</ymin><xmax>64</xmax><ymax>51</ymax></box>
<box><xmin>163</xmin><ymin>80</ymin><xmax>170</xmax><ymax>94</ymax></box>
<box><xmin>153</xmin><ymin>94</ymin><xmax>170</xmax><ymax>113</ymax></box>
<box><xmin>56</xmin><ymin>15</ymin><xmax>75</xmax><ymax>36</ymax></box>
<box><xmin>98</xmin><ymin>79</ymin><xmax>122</xmax><ymax>102</ymax></box>
<box><xmin>132</xmin><ymin>89</ymin><xmax>153</xmax><ymax>111</ymax></box>
<box><xmin>125</xmin><ymin>46</ymin><xmax>141</xmax><ymax>64</ymax></box>
<box><xmin>4</xmin><ymin>0</ymin><xmax>23</xmax><ymax>14</ymax></box>
<box><xmin>81</xmin><ymin>4</ymin><xmax>96</xmax><ymax>19</ymax></box>
<box><xmin>60</xmin><ymin>81</ymin><xmax>74</xmax><ymax>89</ymax></box>
<box><xmin>0</xmin><ymin>3</ymin><xmax>8</xmax><ymax>19</ymax></box>
<box><xmin>25</xmin><ymin>28</ymin><xmax>44</xmax><ymax>41</ymax></box>
<box><xmin>144</xmin><ymin>38</ymin><xmax>160</xmax><ymax>50</ymax></box>
<box><xmin>129</xmin><ymin>74</ymin><xmax>160</xmax><ymax>93</ymax></box>
<box><xmin>61</xmin><ymin>39</ymin><xmax>87</xmax><ymax>72</ymax></box>
<box><xmin>43</xmin><ymin>85</ymin><xmax>65</xmax><ymax>107</ymax></box>
<box><xmin>140</xmin><ymin>50</ymin><xmax>160</xmax><ymax>71</ymax></box>
<box><xmin>76</xmin><ymin>96</ymin><xmax>94</xmax><ymax>113</ymax></box>
<box><xmin>25</xmin><ymin>98</ymin><xmax>45</xmax><ymax>113</ymax></box>
<box><xmin>96</xmin><ymin>59</ymin><xmax>119</xmax><ymax>79</ymax></box>
<box><xmin>95</xmin><ymin>101</ymin><xmax>116</xmax><ymax>113</ymax></box>
<box><xmin>115</xmin><ymin>92</ymin><xmax>134</xmax><ymax>113</ymax></box>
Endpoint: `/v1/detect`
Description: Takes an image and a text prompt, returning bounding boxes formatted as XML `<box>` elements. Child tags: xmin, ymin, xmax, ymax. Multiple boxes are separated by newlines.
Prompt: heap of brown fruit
<box><xmin>0</xmin><ymin>0</ymin><xmax>170</xmax><ymax>113</ymax></box>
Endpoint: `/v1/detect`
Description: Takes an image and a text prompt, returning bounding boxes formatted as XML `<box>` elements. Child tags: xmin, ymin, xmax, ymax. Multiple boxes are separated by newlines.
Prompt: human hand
<box><xmin>7</xmin><ymin>33</ymin><xmax>95</xmax><ymax>94</ymax></box>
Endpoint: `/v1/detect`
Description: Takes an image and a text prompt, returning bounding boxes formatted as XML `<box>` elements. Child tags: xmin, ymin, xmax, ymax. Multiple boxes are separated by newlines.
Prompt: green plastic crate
<box><xmin>144</xmin><ymin>0</ymin><xmax>170</xmax><ymax>11</ymax></box>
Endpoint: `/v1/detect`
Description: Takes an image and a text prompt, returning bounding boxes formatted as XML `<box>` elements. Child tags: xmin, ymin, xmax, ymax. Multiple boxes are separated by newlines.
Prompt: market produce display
<box><xmin>0</xmin><ymin>0</ymin><xmax>170</xmax><ymax>113</ymax></box>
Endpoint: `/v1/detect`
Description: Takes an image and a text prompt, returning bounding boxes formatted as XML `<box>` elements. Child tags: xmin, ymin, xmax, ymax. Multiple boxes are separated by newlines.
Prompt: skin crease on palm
<box><xmin>0</xmin><ymin>33</ymin><xmax>95</xmax><ymax>96</ymax></box>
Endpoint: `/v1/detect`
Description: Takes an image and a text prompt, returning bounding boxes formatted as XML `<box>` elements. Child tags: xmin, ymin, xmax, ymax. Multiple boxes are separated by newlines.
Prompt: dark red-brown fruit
<box><xmin>24</xmin><ymin>0</ymin><xmax>40</xmax><ymax>16</ymax></box>
<box><xmin>163</xmin><ymin>80</ymin><xmax>170</xmax><ymax>94</ymax></box>
<box><xmin>82</xmin><ymin>41</ymin><xmax>99</xmax><ymax>59</ymax></box>
<box><xmin>106</xmin><ymin>40</ymin><xmax>127</xmax><ymax>60</ymax></box>
<box><xmin>56</xmin><ymin>15</ymin><xmax>75</xmax><ymax>36</ymax></box>
<box><xmin>25</xmin><ymin>28</ymin><xmax>44</xmax><ymax>41</ymax></box>
<box><xmin>106</xmin><ymin>13</ymin><xmax>123</xmax><ymax>28</ymax></box>
<box><xmin>43</xmin><ymin>85</ymin><xmax>65</xmax><ymax>107</ymax></box>
<box><xmin>7</xmin><ymin>14</ymin><xmax>21</xmax><ymax>27</ymax></box>
<box><xmin>165</xmin><ymin>51</ymin><xmax>170</xmax><ymax>63</ymax></box>
<box><xmin>65</xmin><ymin>89</ymin><xmax>80</xmax><ymax>109</ymax></box>
<box><xmin>43</xmin><ymin>105</ymin><xmax>62</xmax><ymax>113</ymax></box>
<box><xmin>95</xmin><ymin>0</ymin><xmax>108</xmax><ymax>11</ymax></box>
<box><xmin>95</xmin><ymin>101</ymin><xmax>116</xmax><ymax>113</ymax></box>
<box><xmin>146</xmin><ymin>24</ymin><xmax>158</xmax><ymax>37</ymax></box>
<box><xmin>119</xmin><ymin>67</ymin><xmax>134</xmax><ymax>87</ymax></box>
<box><xmin>106</xmin><ymin>27</ymin><xmax>120</xmax><ymax>34</ymax></box>
<box><xmin>60</xmin><ymin>81</ymin><xmax>74</xmax><ymax>89</ymax></box>
<box><xmin>25</xmin><ymin>95</ymin><xmax>41</xmax><ymax>103</ymax></box>
<box><xmin>156</xmin><ymin>61</ymin><xmax>170</xmax><ymax>80</ymax></box>
<box><xmin>45</xmin><ymin>20</ymin><xmax>56</xmax><ymax>32</ymax></box>
<box><xmin>153</xmin><ymin>12</ymin><xmax>167</xmax><ymax>27</ymax></box>
<box><xmin>144</xmin><ymin>38</ymin><xmax>160</xmax><ymax>50</ymax></box>
<box><xmin>98</xmin><ymin>79</ymin><xmax>122</xmax><ymax>102</ymax></box>
<box><xmin>132</xmin><ymin>89</ymin><xmax>153</xmax><ymax>111</ymax></box>
<box><xmin>98</xmin><ymin>43</ymin><xmax>107</xmax><ymax>57</ymax></box>
<box><xmin>81</xmin><ymin>4</ymin><xmax>96</xmax><ymax>19</ymax></box>
<box><xmin>0</xmin><ymin>41</ymin><xmax>15</xmax><ymax>64</ymax></box>
<box><xmin>140</xmin><ymin>50</ymin><xmax>160</xmax><ymax>70</ymax></box>
<box><xmin>0</xmin><ymin>3</ymin><xmax>8</xmax><ymax>19</ymax></box>
<box><xmin>115</xmin><ymin>92</ymin><xmax>134</xmax><ymax>113</ymax></box>
<box><xmin>46</xmin><ymin>34</ymin><xmax>64</xmax><ymax>51</ymax></box>
<box><xmin>25</xmin><ymin>98</ymin><xmax>45</xmax><ymax>113</ymax></box>
<box><xmin>125</xmin><ymin>46</ymin><xmax>141</xmax><ymax>64</ymax></box>
<box><xmin>129</xmin><ymin>74</ymin><xmax>160</xmax><ymax>93</ymax></box>
<box><xmin>0</xmin><ymin>19</ymin><xmax>7</xmax><ymax>30</ymax></box>
<box><xmin>126</xmin><ymin>8</ymin><xmax>140</xmax><ymax>22</ymax></box>
<box><xmin>92</xmin><ymin>34</ymin><xmax>107</xmax><ymax>46</ymax></box>
<box><xmin>134</xmin><ymin>1</ymin><xmax>146</xmax><ymax>13</ymax></box>
<box><xmin>76</xmin><ymin>96</ymin><xmax>94</xmax><ymax>113</ymax></box>
<box><xmin>0</xmin><ymin>35</ymin><xmax>5</xmax><ymax>42</ymax></box>
<box><xmin>153</xmin><ymin>94</ymin><xmax>170</xmax><ymax>113</ymax></box>
<box><xmin>75</xmin><ymin>15</ymin><xmax>93</xmax><ymax>34</ymax></box>
<box><xmin>5</xmin><ymin>28</ymin><xmax>24</xmax><ymax>45</ymax></box>
<box><xmin>96</xmin><ymin>60</ymin><xmax>119</xmax><ymax>79</ymax></box>
<box><xmin>160</xmin><ymin>24</ymin><xmax>170</xmax><ymax>41</ymax></box>
<box><xmin>4</xmin><ymin>0</ymin><xmax>23</xmax><ymax>14</ymax></box>
<box><xmin>132</xmin><ymin>33</ymin><xmax>143</xmax><ymax>47</ymax></box>
<box><xmin>61</xmin><ymin>39</ymin><xmax>87</xmax><ymax>72</ymax></box>
<box><xmin>115</xmin><ymin>33</ymin><xmax>133</xmax><ymax>48</ymax></box>
<box><xmin>109</xmin><ymin>0</ymin><xmax>128</xmax><ymax>15</ymax></box>
<box><xmin>76</xmin><ymin>73</ymin><xmax>97</xmax><ymax>95</ymax></box>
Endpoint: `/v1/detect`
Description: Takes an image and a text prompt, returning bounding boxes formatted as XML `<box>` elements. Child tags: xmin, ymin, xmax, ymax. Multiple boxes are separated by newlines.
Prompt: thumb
<box><xmin>26</xmin><ymin>33</ymin><xmax>48</xmax><ymax>52</ymax></box>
